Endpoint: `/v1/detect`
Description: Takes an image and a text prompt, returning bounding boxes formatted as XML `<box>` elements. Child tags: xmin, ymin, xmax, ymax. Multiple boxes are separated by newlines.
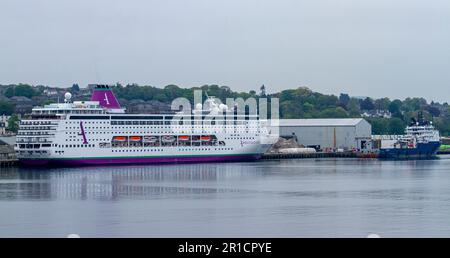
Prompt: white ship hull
<box><xmin>15</xmin><ymin>85</ymin><xmax>275</xmax><ymax>167</ymax></box>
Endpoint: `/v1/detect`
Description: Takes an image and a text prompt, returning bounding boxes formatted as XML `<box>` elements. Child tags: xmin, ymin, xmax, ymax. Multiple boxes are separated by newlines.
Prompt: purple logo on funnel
<box><xmin>90</xmin><ymin>85</ymin><xmax>121</xmax><ymax>109</ymax></box>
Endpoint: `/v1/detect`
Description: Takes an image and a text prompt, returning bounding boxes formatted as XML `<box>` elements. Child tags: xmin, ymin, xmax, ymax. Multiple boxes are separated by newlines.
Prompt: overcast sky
<box><xmin>1</xmin><ymin>0</ymin><xmax>449</xmax><ymax>102</ymax></box>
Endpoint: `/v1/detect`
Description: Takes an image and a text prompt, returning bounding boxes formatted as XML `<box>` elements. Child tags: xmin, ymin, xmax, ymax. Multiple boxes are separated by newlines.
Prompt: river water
<box><xmin>1</xmin><ymin>156</ymin><xmax>450</xmax><ymax>237</ymax></box>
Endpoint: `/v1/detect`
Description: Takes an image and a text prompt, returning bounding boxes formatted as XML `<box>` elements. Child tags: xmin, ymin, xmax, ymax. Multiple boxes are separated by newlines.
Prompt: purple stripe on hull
<box><xmin>19</xmin><ymin>154</ymin><xmax>261</xmax><ymax>167</ymax></box>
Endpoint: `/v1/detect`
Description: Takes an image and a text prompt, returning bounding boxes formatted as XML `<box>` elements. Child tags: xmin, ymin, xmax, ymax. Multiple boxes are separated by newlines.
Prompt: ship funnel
<box><xmin>90</xmin><ymin>84</ymin><xmax>121</xmax><ymax>109</ymax></box>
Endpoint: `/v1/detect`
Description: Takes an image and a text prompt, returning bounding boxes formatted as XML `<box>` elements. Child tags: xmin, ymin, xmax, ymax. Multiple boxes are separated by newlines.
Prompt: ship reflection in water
<box><xmin>1</xmin><ymin>157</ymin><xmax>450</xmax><ymax>237</ymax></box>
<box><xmin>0</xmin><ymin>163</ymin><xmax>263</xmax><ymax>201</ymax></box>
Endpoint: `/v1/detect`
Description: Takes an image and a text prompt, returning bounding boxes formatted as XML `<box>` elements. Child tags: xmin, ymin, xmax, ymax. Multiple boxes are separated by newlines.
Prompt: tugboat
<box><xmin>379</xmin><ymin>112</ymin><xmax>441</xmax><ymax>159</ymax></box>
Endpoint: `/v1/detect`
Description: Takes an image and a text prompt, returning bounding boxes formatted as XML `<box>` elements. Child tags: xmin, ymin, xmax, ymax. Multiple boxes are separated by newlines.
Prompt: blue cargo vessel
<box><xmin>379</xmin><ymin>113</ymin><xmax>441</xmax><ymax>159</ymax></box>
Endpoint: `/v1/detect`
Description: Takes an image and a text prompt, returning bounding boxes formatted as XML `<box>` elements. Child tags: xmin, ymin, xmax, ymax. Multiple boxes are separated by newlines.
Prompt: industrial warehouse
<box><xmin>272</xmin><ymin>118</ymin><xmax>373</xmax><ymax>152</ymax></box>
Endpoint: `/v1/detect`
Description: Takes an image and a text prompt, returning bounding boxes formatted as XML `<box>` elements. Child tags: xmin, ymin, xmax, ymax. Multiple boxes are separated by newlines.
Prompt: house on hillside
<box><xmin>361</xmin><ymin>110</ymin><xmax>392</xmax><ymax>118</ymax></box>
<box><xmin>125</xmin><ymin>99</ymin><xmax>172</xmax><ymax>114</ymax></box>
<box><xmin>0</xmin><ymin>122</ymin><xmax>5</xmax><ymax>135</ymax></box>
<box><xmin>10</xmin><ymin>96</ymin><xmax>34</xmax><ymax>114</ymax></box>
<box><xmin>43</xmin><ymin>88</ymin><xmax>58</xmax><ymax>96</ymax></box>
<box><xmin>0</xmin><ymin>115</ymin><xmax>11</xmax><ymax>135</ymax></box>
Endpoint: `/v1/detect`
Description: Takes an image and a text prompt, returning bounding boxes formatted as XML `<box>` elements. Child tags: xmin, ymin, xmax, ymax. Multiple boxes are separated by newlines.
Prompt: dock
<box><xmin>262</xmin><ymin>152</ymin><xmax>360</xmax><ymax>160</ymax></box>
<box><xmin>0</xmin><ymin>159</ymin><xmax>18</xmax><ymax>167</ymax></box>
<box><xmin>0</xmin><ymin>139</ymin><xmax>17</xmax><ymax>167</ymax></box>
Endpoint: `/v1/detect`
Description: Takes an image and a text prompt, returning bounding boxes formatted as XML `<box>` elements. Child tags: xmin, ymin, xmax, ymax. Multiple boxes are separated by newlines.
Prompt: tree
<box><xmin>0</xmin><ymin>101</ymin><xmax>14</xmax><ymax>115</ymax></box>
<box><xmin>280</xmin><ymin>100</ymin><xmax>303</xmax><ymax>118</ymax></box>
<box><xmin>388</xmin><ymin>118</ymin><xmax>406</xmax><ymax>134</ymax></box>
<box><xmin>260</xmin><ymin>84</ymin><xmax>266</xmax><ymax>97</ymax></box>
<box><xmin>7</xmin><ymin>114</ymin><xmax>20</xmax><ymax>133</ymax></box>
<box><xmin>154</xmin><ymin>93</ymin><xmax>168</xmax><ymax>102</ymax></box>
<box><xmin>318</xmin><ymin>107</ymin><xmax>348</xmax><ymax>118</ymax></box>
<box><xmin>316</xmin><ymin>94</ymin><xmax>339</xmax><ymax>109</ymax></box>
<box><xmin>4</xmin><ymin>84</ymin><xmax>37</xmax><ymax>98</ymax></box>
<box><xmin>367</xmin><ymin>118</ymin><xmax>389</xmax><ymax>135</ymax></box>
<box><xmin>426</xmin><ymin>105</ymin><xmax>441</xmax><ymax>117</ymax></box>
<box><xmin>164</xmin><ymin>84</ymin><xmax>184</xmax><ymax>100</ymax></box>
<box><xmin>374</xmin><ymin>98</ymin><xmax>390</xmax><ymax>110</ymax></box>
<box><xmin>279</xmin><ymin>89</ymin><xmax>295</xmax><ymax>102</ymax></box>
<box><xmin>360</xmin><ymin>97</ymin><xmax>375</xmax><ymax>110</ymax></box>
<box><xmin>347</xmin><ymin>98</ymin><xmax>361</xmax><ymax>117</ymax></box>
<box><xmin>71</xmin><ymin>84</ymin><xmax>80</xmax><ymax>92</ymax></box>
<box><xmin>302</xmin><ymin>102</ymin><xmax>314</xmax><ymax>113</ymax></box>
<box><xmin>339</xmin><ymin>93</ymin><xmax>350</xmax><ymax>107</ymax></box>
<box><xmin>402</xmin><ymin>97</ymin><xmax>427</xmax><ymax>112</ymax></box>
<box><xmin>388</xmin><ymin>99</ymin><xmax>402</xmax><ymax>116</ymax></box>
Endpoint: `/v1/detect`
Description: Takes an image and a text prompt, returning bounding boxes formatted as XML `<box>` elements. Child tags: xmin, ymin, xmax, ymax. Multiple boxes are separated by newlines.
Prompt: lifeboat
<box><xmin>162</xmin><ymin>135</ymin><xmax>176</xmax><ymax>143</ymax></box>
<box><xmin>130</xmin><ymin>136</ymin><xmax>142</xmax><ymax>142</ymax></box>
<box><xmin>178</xmin><ymin>135</ymin><xmax>190</xmax><ymax>141</ymax></box>
<box><xmin>144</xmin><ymin>136</ymin><xmax>158</xmax><ymax>143</ymax></box>
<box><xmin>200</xmin><ymin>136</ymin><xmax>211</xmax><ymax>141</ymax></box>
<box><xmin>113</xmin><ymin>136</ymin><xmax>127</xmax><ymax>142</ymax></box>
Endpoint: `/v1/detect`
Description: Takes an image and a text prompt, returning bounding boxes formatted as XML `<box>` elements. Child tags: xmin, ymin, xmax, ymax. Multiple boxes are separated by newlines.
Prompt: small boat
<box><xmin>162</xmin><ymin>135</ymin><xmax>176</xmax><ymax>143</ymax></box>
<box><xmin>113</xmin><ymin>136</ymin><xmax>127</xmax><ymax>142</ymax></box>
<box><xmin>200</xmin><ymin>136</ymin><xmax>211</xmax><ymax>141</ymax></box>
<box><xmin>144</xmin><ymin>136</ymin><xmax>158</xmax><ymax>143</ymax></box>
<box><xmin>130</xmin><ymin>136</ymin><xmax>142</xmax><ymax>141</ymax></box>
<box><xmin>178</xmin><ymin>135</ymin><xmax>190</xmax><ymax>141</ymax></box>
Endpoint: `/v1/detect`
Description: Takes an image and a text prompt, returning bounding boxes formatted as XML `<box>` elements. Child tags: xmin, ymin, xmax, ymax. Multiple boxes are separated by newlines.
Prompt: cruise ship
<box><xmin>15</xmin><ymin>85</ymin><xmax>273</xmax><ymax>166</ymax></box>
<box><xmin>379</xmin><ymin>113</ymin><xmax>441</xmax><ymax>159</ymax></box>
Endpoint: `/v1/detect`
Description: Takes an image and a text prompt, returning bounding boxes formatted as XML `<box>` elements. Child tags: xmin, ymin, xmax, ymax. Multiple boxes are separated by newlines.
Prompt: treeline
<box><xmin>112</xmin><ymin>84</ymin><xmax>450</xmax><ymax>136</ymax></box>
<box><xmin>1</xmin><ymin>83</ymin><xmax>450</xmax><ymax>136</ymax></box>
<box><xmin>112</xmin><ymin>83</ymin><xmax>256</xmax><ymax>103</ymax></box>
<box><xmin>0</xmin><ymin>84</ymin><xmax>42</xmax><ymax>115</ymax></box>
